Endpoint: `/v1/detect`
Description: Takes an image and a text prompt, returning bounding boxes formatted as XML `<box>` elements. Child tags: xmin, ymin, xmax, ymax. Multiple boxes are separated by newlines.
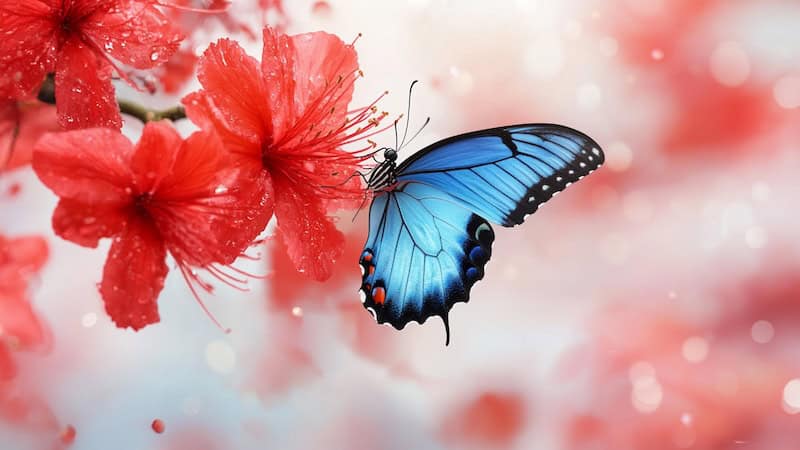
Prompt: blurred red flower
<box><xmin>184</xmin><ymin>26</ymin><xmax>387</xmax><ymax>281</ymax></box>
<box><xmin>0</xmin><ymin>0</ymin><xmax>183</xmax><ymax>129</ymax></box>
<box><xmin>167</xmin><ymin>0</ymin><xmax>258</xmax><ymax>42</ymax></box>
<box><xmin>440</xmin><ymin>391</ymin><xmax>527</xmax><ymax>449</ymax></box>
<box><xmin>0</xmin><ymin>100</ymin><xmax>59</xmax><ymax>172</ymax></box>
<box><xmin>155</xmin><ymin>48</ymin><xmax>199</xmax><ymax>95</ymax></box>
<box><xmin>562</xmin><ymin>255</ymin><xmax>800</xmax><ymax>450</ymax></box>
<box><xmin>32</xmin><ymin>121</ymin><xmax>271</xmax><ymax>330</ymax></box>
<box><xmin>0</xmin><ymin>234</ymin><xmax>50</xmax><ymax>380</ymax></box>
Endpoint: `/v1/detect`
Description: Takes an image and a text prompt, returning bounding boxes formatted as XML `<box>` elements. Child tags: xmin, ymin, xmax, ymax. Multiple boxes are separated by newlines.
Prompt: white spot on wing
<box><xmin>475</xmin><ymin>223</ymin><xmax>491</xmax><ymax>240</ymax></box>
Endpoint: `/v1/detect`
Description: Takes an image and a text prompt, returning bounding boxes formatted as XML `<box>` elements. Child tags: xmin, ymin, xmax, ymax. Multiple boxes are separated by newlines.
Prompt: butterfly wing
<box><xmin>396</xmin><ymin>124</ymin><xmax>604</xmax><ymax>226</ymax></box>
<box><xmin>359</xmin><ymin>182</ymin><xmax>494</xmax><ymax>344</ymax></box>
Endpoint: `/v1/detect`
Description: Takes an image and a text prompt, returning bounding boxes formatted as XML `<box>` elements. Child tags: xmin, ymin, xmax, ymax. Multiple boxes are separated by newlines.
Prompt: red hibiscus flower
<box><xmin>32</xmin><ymin>121</ymin><xmax>271</xmax><ymax>330</ymax></box>
<box><xmin>1</xmin><ymin>100</ymin><xmax>59</xmax><ymax>172</ymax></box>
<box><xmin>0</xmin><ymin>0</ymin><xmax>183</xmax><ymax>129</ymax></box>
<box><xmin>0</xmin><ymin>234</ymin><xmax>50</xmax><ymax>380</ymax></box>
<box><xmin>183</xmin><ymin>27</ymin><xmax>387</xmax><ymax>281</ymax></box>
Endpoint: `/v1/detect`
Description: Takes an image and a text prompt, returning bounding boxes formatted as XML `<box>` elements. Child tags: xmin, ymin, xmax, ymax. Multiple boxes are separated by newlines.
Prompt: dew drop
<box><xmin>60</xmin><ymin>425</ymin><xmax>76</xmax><ymax>444</ymax></box>
<box><xmin>151</xmin><ymin>419</ymin><xmax>165</xmax><ymax>434</ymax></box>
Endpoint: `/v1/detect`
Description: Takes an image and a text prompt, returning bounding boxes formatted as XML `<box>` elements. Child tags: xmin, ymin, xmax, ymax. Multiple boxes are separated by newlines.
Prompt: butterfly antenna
<box><xmin>399</xmin><ymin>80</ymin><xmax>419</xmax><ymax>149</ymax></box>
<box><xmin>399</xmin><ymin>116</ymin><xmax>431</xmax><ymax>151</ymax></box>
<box><xmin>393</xmin><ymin>117</ymin><xmax>400</xmax><ymax>151</ymax></box>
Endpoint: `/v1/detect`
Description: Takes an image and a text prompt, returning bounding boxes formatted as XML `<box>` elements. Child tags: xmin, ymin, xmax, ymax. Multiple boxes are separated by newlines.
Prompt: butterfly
<box><xmin>358</xmin><ymin>123</ymin><xmax>603</xmax><ymax>344</ymax></box>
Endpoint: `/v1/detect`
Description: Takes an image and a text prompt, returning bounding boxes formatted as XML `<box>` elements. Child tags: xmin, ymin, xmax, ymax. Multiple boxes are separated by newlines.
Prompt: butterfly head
<box><xmin>383</xmin><ymin>148</ymin><xmax>398</xmax><ymax>162</ymax></box>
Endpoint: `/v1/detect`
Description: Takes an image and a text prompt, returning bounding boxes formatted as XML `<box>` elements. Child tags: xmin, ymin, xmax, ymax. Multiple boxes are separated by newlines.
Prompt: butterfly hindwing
<box><xmin>396</xmin><ymin>124</ymin><xmax>604</xmax><ymax>227</ymax></box>
<box><xmin>359</xmin><ymin>182</ymin><xmax>494</xmax><ymax>343</ymax></box>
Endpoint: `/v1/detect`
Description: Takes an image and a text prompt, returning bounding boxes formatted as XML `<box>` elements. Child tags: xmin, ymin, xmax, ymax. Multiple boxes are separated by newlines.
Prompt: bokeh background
<box><xmin>3</xmin><ymin>0</ymin><xmax>800</xmax><ymax>449</ymax></box>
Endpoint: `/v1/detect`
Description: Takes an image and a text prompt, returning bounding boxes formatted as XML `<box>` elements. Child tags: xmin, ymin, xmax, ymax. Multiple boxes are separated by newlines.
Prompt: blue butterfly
<box><xmin>358</xmin><ymin>123</ymin><xmax>603</xmax><ymax>344</ymax></box>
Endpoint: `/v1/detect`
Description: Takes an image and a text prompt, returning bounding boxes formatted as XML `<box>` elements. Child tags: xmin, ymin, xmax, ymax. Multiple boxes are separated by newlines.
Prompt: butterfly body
<box><xmin>359</xmin><ymin>124</ymin><xmax>603</xmax><ymax>344</ymax></box>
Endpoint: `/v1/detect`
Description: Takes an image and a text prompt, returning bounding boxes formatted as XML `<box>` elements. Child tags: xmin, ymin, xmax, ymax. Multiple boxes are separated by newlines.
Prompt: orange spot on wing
<box><xmin>373</xmin><ymin>287</ymin><xmax>385</xmax><ymax>305</ymax></box>
<box><xmin>363</xmin><ymin>253</ymin><xmax>373</xmax><ymax>262</ymax></box>
<box><xmin>368</xmin><ymin>265</ymin><xmax>375</xmax><ymax>275</ymax></box>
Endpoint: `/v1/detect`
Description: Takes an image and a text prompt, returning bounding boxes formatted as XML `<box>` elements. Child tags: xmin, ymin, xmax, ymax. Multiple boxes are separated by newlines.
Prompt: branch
<box><xmin>36</xmin><ymin>74</ymin><xmax>187</xmax><ymax>124</ymax></box>
<box><xmin>118</xmin><ymin>99</ymin><xmax>186</xmax><ymax>123</ymax></box>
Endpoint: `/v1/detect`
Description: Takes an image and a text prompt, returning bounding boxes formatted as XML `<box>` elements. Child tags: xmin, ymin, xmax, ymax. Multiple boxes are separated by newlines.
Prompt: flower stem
<box><xmin>117</xmin><ymin>100</ymin><xmax>187</xmax><ymax>123</ymax></box>
<box><xmin>36</xmin><ymin>74</ymin><xmax>187</xmax><ymax>124</ymax></box>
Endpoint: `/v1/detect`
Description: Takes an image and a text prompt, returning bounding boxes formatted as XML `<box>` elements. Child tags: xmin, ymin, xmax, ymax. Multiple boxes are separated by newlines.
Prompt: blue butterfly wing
<box><xmin>360</xmin><ymin>124</ymin><xmax>602</xmax><ymax>343</ymax></box>
<box><xmin>395</xmin><ymin>124</ymin><xmax>604</xmax><ymax>226</ymax></box>
<box><xmin>359</xmin><ymin>182</ymin><xmax>494</xmax><ymax>343</ymax></box>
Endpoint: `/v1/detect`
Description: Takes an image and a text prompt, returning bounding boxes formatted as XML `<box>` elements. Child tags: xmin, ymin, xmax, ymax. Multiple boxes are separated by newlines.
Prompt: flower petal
<box><xmin>0</xmin><ymin>2</ymin><xmax>57</xmax><ymax>99</ymax></box>
<box><xmin>261</xmin><ymin>27</ymin><xmax>296</xmax><ymax>141</ymax></box>
<box><xmin>195</xmin><ymin>38</ymin><xmax>270</xmax><ymax>151</ymax></box>
<box><xmin>156</xmin><ymin>48</ymin><xmax>198</xmax><ymax>94</ymax></box>
<box><xmin>273</xmin><ymin>174</ymin><xmax>344</xmax><ymax>281</ymax></box>
<box><xmin>153</xmin><ymin>129</ymin><xmax>273</xmax><ymax>266</ymax></box>
<box><xmin>131</xmin><ymin>121</ymin><xmax>181</xmax><ymax>193</ymax></box>
<box><xmin>54</xmin><ymin>39</ymin><xmax>121</xmax><ymax>130</ymax></box>
<box><xmin>0</xmin><ymin>289</ymin><xmax>49</xmax><ymax>352</ymax></box>
<box><xmin>182</xmin><ymin>91</ymin><xmax>258</xmax><ymax>158</ymax></box>
<box><xmin>86</xmin><ymin>0</ymin><xmax>183</xmax><ymax>69</ymax></box>
<box><xmin>0</xmin><ymin>235</ymin><xmax>48</xmax><ymax>275</ymax></box>
<box><xmin>33</xmin><ymin>127</ymin><xmax>134</xmax><ymax>204</ymax></box>
<box><xmin>0</xmin><ymin>101</ymin><xmax>59</xmax><ymax>173</ymax></box>
<box><xmin>52</xmin><ymin>199</ymin><xmax>128</xmax><ymax>248</ymax></box>
<box><xmin>289</xmin><ymin>30</ymin><xmax>357</xmax><ymax>132</ymax></box>
<box><xmin>99</xmin><ymin>218</ymin><xmax>167</xmax><ymax>330</ymax></box>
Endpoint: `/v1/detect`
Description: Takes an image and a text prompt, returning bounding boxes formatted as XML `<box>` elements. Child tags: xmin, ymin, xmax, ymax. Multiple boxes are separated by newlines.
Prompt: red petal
<box><xmin>156</xmin><ymin>128</ymin><xmax>223</xmax><ymax>199</ymax></box>
<box><xmin>33</xmin><ymin>127</ymin><xmax>134</xmax><ymax>205</ymax></box>
<box><xmin>153</xmin><ymin>129</ymin><xmax>273</xmax><ymax>266</ymax></box>
<box><xmin>268</xmin><ymin>230</ymin><xmax>363</xmax><ymax>312</ymax></box>
<box><xmin>195</xmin><ymin>38</ymin><xmax>270</xmax><ymax>151</ymax></box>
<box><xmin>261</xmin><ymin>27</ymin><xmax>296</xmax><ymax>141</ymax></box>
<box><xmin>0</xmin><ymin>289</ymin><xmax>49</xmax><ymax>352</ymax></box>
<box><xmin>0</xmin><ymin>101</ymin><xmax>59</xmax><ymax>173</ymax></box>
<box><xmin>54</xmin><ymin>39</ymin><xmax>121</xmax><ymax>130</ymax></box>
<box><xmin>273</xmin><ymin>175</ymin><xmax>344</xmax><ymax>281</ymax></box>
<box><xmin>182</xmin><ymin>91</ymin><xmax>259</xmax><ymax>158</ymax></box>
<box><xmin>0</xmin><ymin>3</ymin><xmax>57</xmax><ymax>98</ymax></box>
<box><xmin>287</xmin><ymin>30</ymin><xmax>357</xmax><ymax>133</ymax></box>
<box><xmin>86</xmin><ymin>0</ymin><xmax>183</xmax><ymax>69</ymax></box>
<box><xmin>0</xmin><ymin>345</ymin><xmax>14</xmax><ymax>380</ymax></box>
<box><xmin>0</xmin><ymin>234</ymin><xmax>48</xmax><ymax>276</ymax></box>
<box><xmin>99</xmin><ymin>218</ymin><xmax>167</xmax><ymax>330</ymax></box>
<box><xmin>131</xmin><ymin>121</ymin><xmax>182</xmax><ymax>193</ymax></box>
<box><xmin>156</xmin><ymin>48</ymin><xmax>198</xmax><ymax>94</ymax></box>
<box><xmin>52</xmin><ymin>199</ymin><xmax>128</xmax><ymax>248</ymax></box>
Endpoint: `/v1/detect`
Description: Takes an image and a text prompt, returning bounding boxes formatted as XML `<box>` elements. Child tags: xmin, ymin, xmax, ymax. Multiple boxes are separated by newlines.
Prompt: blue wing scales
<box><xmin>359</xmin><ymin>182</ymin><xmax>495</xmax><ymax>343</ymax></box>
<box><xmin>396</xmin><ymin>124</ymin><xmax>604</xmax><ymax>227</ymax></box>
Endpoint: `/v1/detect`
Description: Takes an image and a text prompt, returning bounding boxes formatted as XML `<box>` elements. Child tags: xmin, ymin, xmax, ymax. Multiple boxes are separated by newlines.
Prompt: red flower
<box><xmin>0</xmin><ymin>0</ymin><xmax>183</xmax><ymax>129</ymax></box>
<box><xmin>184</xmin><ymin>27</ymin><xmax>387</xmax><ymax>280</ymax></box>
<box><xmin>1</xmin><ymin>100</ymin><xmax>59</xmax><ymax>172</ymax></box>
<box><xmin>0</xmin><ymin>234</ymin><xmax>50</xmax><ymax>380</ymax></box>
<box><xmin>154</xmin><ymin>48</ymin><xmax>199</xmax><ymax>95</ymax></box>
<box><xmin>32</xmin><ymin>121</ymin><xmax>271</xmax><ymax>330</ymax></box>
